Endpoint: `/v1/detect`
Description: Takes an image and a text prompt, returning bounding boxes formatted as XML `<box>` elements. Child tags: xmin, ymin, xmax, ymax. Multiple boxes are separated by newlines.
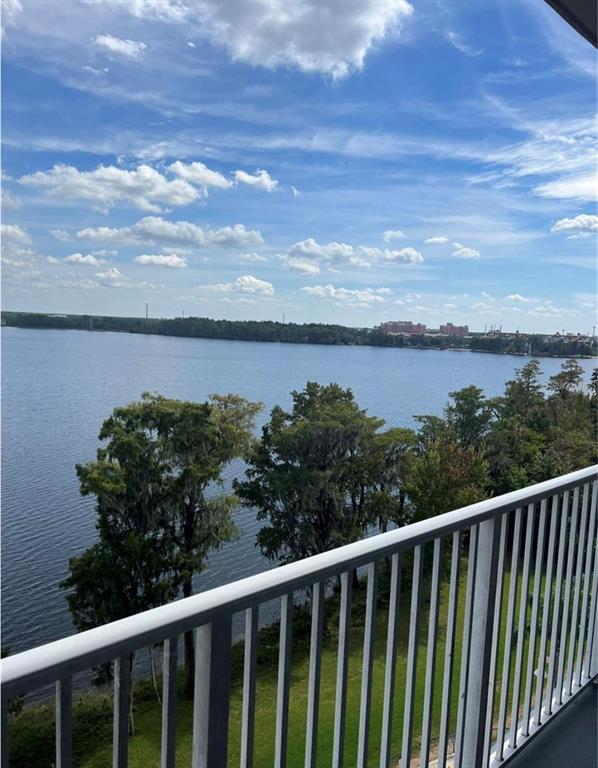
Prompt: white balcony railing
<box><xmin>1</xmin><ymin>465</ymin><xmax>597</xmax><ymax>768</ymax></box>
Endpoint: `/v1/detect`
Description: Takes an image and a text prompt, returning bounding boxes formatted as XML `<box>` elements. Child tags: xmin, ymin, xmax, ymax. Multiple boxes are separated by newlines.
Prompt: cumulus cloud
<box><xmin>94</xmin><ymin>266</ymin><xmax>132</xmax><ymax>287</ymax></box>
<box><xmin>279</xmin><ymin>255</ymin><xmax>321</xmax><ymax>275</ymax></box>
<box><xmin>64</xmin><ymin>252</ymin><xmax>105</xmax><ymax>266</ymax></box>
<box><xmin>169</xmin><ymin>160</ymin><xmax>232</xmax><ymax>191</ymax></box>
<box><xmin>209</xmin><ymin>274</ymin><xmax>274</xmax><ymax>295</ymax></box>
<box><xmin>383</xmin><ymin>229</ymin><xmax>405</xmax><ymax>242</ymax></box>
<box><xmin>1</xmin><ymin>223</ymin><xmax>31</xmax><ymax>243</ymax></box>
<box><xmin>233</xmin><ymin>169</ymin><xmax>279</xmax><ymax>192</ymax></box>
<box><xmin>291</xmin><ymin>186</ymin><xmax>300</xmax><ymax>199</ymax></box>
<box><xmin>424</xmin><ymin>236</ymin><xmax>449</xmax><ymax>244</ymax></box>
<box><xmin>452</xmin><ymin>242</ymin><xmax>480</xmax><ymax>259</ymax></box>
<box><xmin>94</xmin><ymin>34</ymin><xmax>147</xmax><ymax>59</ymax></box>
<box><xmin>287</xmin><ymin>237</ymin><xmax>422</xmax><ymax>270</ymax></box>
<box><xmin>76</xmin><ymin>216</ymin><xmax>263</xmax><ymax>247</ymax></box>
<box><xmin>550</xmin><ymin>214</ymin><xmax>598</xmax><ymax>234</ymax></box>
<box><xmin>168</xmin><ymin>0</ymin><xmax>414</xmax><ymax>79</ymax></box>
<box><xmin>135</xmin><ymin>253</ymin><xmax>187</xmax><ymax>268</ymax></box>
<box><xmin>301</xmin><ymin>283</ymin><xmax>389</xmax><ymax>308</ymax></box>
<box><xmin>20</xmin><ymin>164</ymin><xmax>199</xmax><ymax>213</ymax></box>
<box><xmin>534</xmin><ymin>173</ymin><xmax>597</xmax><ymax>203</ymax></box>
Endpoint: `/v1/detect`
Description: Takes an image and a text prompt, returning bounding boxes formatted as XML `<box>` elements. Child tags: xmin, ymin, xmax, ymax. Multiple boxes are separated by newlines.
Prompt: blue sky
<box><xmin>1</xmin><ymin>0</ymin><xmax>596</xmax><ymax>332</ymax></box>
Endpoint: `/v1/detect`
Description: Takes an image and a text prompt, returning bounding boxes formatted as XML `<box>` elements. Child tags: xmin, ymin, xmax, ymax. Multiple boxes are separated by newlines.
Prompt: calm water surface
<box><xmin>2</xmin><ymin>327</ymin><xmax>594</xmax><ymax>655</ymax></box>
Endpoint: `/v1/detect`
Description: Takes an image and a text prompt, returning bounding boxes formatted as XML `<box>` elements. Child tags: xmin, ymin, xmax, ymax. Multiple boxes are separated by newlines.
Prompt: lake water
<box><xmin>1</xmin><ymin>326</ymin><xmax>595</xmax><ymax>656</ymax></box>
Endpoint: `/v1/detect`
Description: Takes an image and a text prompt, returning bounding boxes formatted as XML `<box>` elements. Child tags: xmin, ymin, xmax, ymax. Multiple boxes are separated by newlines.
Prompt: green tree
<box><xmin>235</xmin><ymin>382</ymin><xmax>407</xmax><ymax>566</ymax></box>
<box><xmin>62</xmin><ymin>392</ymin><xmax>261</xmax><ymax>694</ymax></box>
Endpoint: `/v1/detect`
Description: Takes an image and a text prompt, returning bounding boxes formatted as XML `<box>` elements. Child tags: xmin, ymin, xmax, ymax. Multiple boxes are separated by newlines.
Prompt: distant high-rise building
<box><xmin>440</xmin><ymin>322</ymin><xmax>469</xmax><ymax>337</ymax></box>
<box><xmin>380</xmin><ymin>320</ymin><xmax>427</xmax><ymax>335</ymax></box>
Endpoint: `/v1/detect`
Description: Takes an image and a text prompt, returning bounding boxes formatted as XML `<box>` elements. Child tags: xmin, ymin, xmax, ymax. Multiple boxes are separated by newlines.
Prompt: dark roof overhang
<box><xmin>544</xmin><ymin>0</ymin><xmax>597</xmax><ymax>47</ymax></box>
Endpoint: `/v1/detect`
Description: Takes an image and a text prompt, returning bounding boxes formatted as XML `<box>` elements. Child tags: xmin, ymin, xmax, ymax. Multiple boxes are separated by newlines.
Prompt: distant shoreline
<box><xmin>2</xmin><ymin>311</ymin><xmax>596</xmax><ymax>359</ymax></box>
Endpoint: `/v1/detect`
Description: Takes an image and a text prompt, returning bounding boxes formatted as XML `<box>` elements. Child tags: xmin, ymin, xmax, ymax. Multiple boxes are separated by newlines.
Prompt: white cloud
<box><xmin>550</xmin><ymin>214</ymin><xmax>598</xmax><ymax>234</ymax></box>
<box><xmin>1</xmin><ymin>0</ymin><xmax>22</xmax><ymax>36</ymax></box>
<box><xmin>1</xmin><ymin>223</ymin><xmax>31</xmax><ymax>243</ymax></box>
<box><xmin>452</xmin><ymin>242</ymin><xmax>480</xmax><ymax>259</ymax></box>
<box><xmin>64</xmin><ymin>252</ymin><xmax>105</xmax><ymax>266</ymax></box>
<box><xmin>20</xmin><ymin>164</ymin><xmax>199</xmax><ymax>213</ymax></box>
<box><xmin>424</xmin><ymin>236</ymin><xmax>449</xmax><ymax>244</ymax></box>
<box><xmin>49</xmin><ymin>229</ymin><xmax>73</xmax><ymax>241</ymax></box>
<box><xmin>446</xmin><ymin>31</ymin><xmax>483</xmax><ymax>57</ymax></box>
<box><xmin>535</xmin><ymin>174</ymin><xmax>597</xmax><ymax>202</ymax></box>
<box><xmin>383</xmin><ymin>229</ymin><xmax>405</xmax><ymax>242</ymax></box>
<box><xmin>180</xmin><ymin>0</ymin><xmax>414</xmax><ymax>79</ymax></box>
<box><xmin>94</xmin><ymin>266</ymin><xmax>130</xmax><ymax>287</ymax></box>
<box><xmin>240</xmin><ymin>252</ymin><xmax>268</xmax><ymax>263</ymax></box>
<box><xmin>88</xmin><ymin>0</ymin><xmax>190</xmax><ymax>23</ymax></box>
<box><xmin>301</xmin><ymin>283</ymin><xmax>389</xmax><ymax>308</ymax></box>
<box><xmin>377</xmin><ymin>247</ymin><xmax>423</xmax><ymax>263</ymax></box>
<box><xmin>528</xmin><ymin>303</ymin><xmax>581</xmax><ymax>318</ymax></box>
<box><xmin>1</xmin><ymin>189</ymin><xmax>22</xmax><ymax>209</ymax></box>
<box><xmin>94</xmin><ymin>34</ymin><xmax>147</xmax><ymax>60</ymax></box>
<box><xmin>506</xmin><ymin>293</ymin><xmax>533</xmax><ymax>303</ymax></box>
<box><xmin>76</xmin><ymin>216</ymin><xmax>263</xmax><ymax>247</ymax></box>
<box><xmin>47</xmin><ymin>256</ymin><xmax>60</xmax><ymax>264</ymax></box>
<box><xmin>291</xmin><ymin>185</ymin><xmax>300</xmax><ymax>199</ymax></box>
<box><xmin>287</xmin><ymin>238</ymin><xmax>422</xmax><ymax>270</ymax></box>
<box><xmin>209</xmin><ymin>274</ymin><xmax>274</xmax><ymax>295</ymax></box>
<box><xmin>135</xmin><ymin>253</ymin><xmax>187</xmax><ymax>268</ymax></box>
<box><xmin>169</xmin><ymin>160</ymin><xmax>232</xmax><ymax>191</ymax></box>
<box><xmin>233</xmin><ymin>169</ymin><xmax>279</xmax><ymax>192</ymax></box>
<box><xmin>290</xmin><ymin>238</ymin><xmax>354</xmax><ymax>263</ymax></box>
<box><xmin>280</xmin><ymin>255</ymin><xmax>321</xmax><ymax>275</ymax></box>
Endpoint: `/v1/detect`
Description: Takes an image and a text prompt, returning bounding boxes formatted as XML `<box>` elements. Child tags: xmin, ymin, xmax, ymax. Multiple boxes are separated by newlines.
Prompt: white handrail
<box><xmin>2</xmin><ymin>464</ymin><xmax>595</xmax><ymax>697</ymax></box>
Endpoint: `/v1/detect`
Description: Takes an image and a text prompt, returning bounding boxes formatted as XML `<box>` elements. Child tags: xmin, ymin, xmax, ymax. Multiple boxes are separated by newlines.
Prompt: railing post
<box><xmin>192</xmin><ymin>617</ymin><xmax>232</xmax><ymax>768</ymax></box>
<box><xmin>461</xmin><ymin>515</ymin><xmax>502</xmax><ymax>767</ymax></box>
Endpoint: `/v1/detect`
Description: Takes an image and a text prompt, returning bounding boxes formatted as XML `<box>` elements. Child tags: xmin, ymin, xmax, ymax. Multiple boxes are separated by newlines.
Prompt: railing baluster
<box><xmin>438</xmin><ymin>530</ymin><xmax>462</xmax><ymax>768</ymax></box>
<box><xmin>113</xmin><ymin>656</ymin><xmax>131</xmax><ymax>768</ymax></box>
<box><xmin>192</xmin><ymin>618</ymin><xmax>232</xmax><ymax>768</ymax></box>
<box><xmin>566</xmin><ymin>483</ymin><xmax>589</xmax><ymax>696</ymax></box>
<box><xmin>161</xmin><ymin>638</ymin><xmax>178</xmax><ymax>768</ymax></box>
<box><xmin>305</xmin><ymin>582</ymin><xmax>325</xmax><ymax>768</ymax></box>
<box><xmin>357</xmin><ymin>562</ymin><xmax>378</xmax><ymax>768</ymax></box>
<box><xmin>534</xmin><ymin>494</ymin><xmax>559</xmax><ymax>727</ymax></box>
<box><xmin>577</xmin><ymin>480</ymin><xmax>598</xmax><ymax>685</ymax></box>
<box><xmin>380</xmin><ymin>553</ymin><xmax>401</xmax><ymax>768</ymax></box>
<box><xmin>56</xmin><ymin>678</ymin><xmax>73</xmax><ymax>768</ymax></box>
<box><xmin>332</xmin><ymin>570</ymin><xmax>353</xmax><ymax>768</ymax></box>
<box><xmin>510</xmin><ymin>502</ymin><xmax>535</xmax><ymax>749</ymax></box>
<box><xmin>522</xmin><ymin>498</ymin><xmax>547</xmax><ymax>736</ymax></box>
<box><xmin>555</xmin><ymin>486</ymin><xmax>579</xmax><ymax>705</ymax></box>
<box><xmin>274</xmin><ymin>593</ymin><xmax>293</xmax><ymax>768</ymax></box>
<box><xmin>400</xmin><ymin>545</ymin><xmax>423</xmax><ymax>768</ymax></box>
<box><xmin>483</xmin><ymin>513</ymin><xmax>508</xmax><ymax>767</ymax></box>
<box><xmin>241</xmin><ymin>608</ymin><xmax>258</xmax><ymax>768</ymax></box>
<box><xmin>584</xmin><ymin>496</ymin><xmax>598</xmax><ymax>678</ymax></box>
<box><xmin>462</xmin><ymin>517</ymin><xmax>502</xmax><ymax>768</ymax></box>
<box><xmin>495</xmin><ymin>508</ymin><xmax>521</xmax><ymax>761</ymax></box>
<box><xmin>545</xmin><ymin>491</ymin><xmax>569</xmax><ymax>715</ymax></box>
<box><xmin>454</xmin><ymin>525</ymin><xmax>478</xmax><ymax>768</ymax></box>
<box><xmin>420</xmin><ymin>538</ymin><xmax>442</xmax><ymax>767</ymax></box>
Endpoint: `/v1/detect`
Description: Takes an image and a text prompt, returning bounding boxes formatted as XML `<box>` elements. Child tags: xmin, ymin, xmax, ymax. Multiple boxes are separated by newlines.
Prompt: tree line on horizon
<box><xmin>60</xmin><ymin>358</ymin><xmax>598</xmax><ymax>699</ymax></box>
<box><xmin>3</xmin><ymin>310</ymin><xmax>596</xmax><ymax>357</ymax></box>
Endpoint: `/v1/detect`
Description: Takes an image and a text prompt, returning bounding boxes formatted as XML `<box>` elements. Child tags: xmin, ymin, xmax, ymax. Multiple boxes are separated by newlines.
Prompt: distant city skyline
<box><xmin>1</xmin><ymin>0</ymin><xmax>596</xmax><ymax>333</ymax></box>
